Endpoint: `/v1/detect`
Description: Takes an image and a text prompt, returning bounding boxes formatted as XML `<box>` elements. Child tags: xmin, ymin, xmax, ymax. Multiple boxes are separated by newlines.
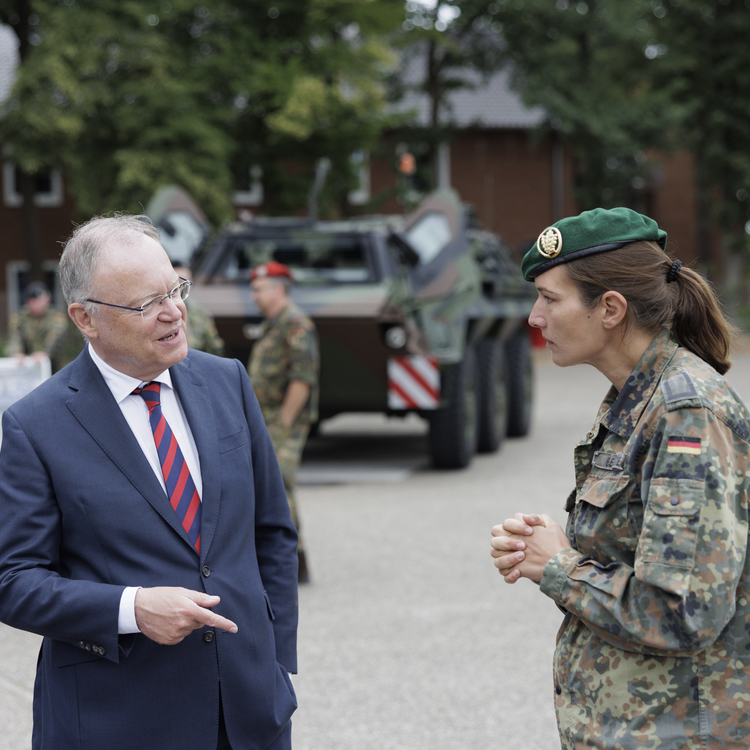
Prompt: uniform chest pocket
<box><xmin>638</xmin><ymin>477</ymin><xmax>702</xmax><ymax>569</ymax></box>
<box><xmin>574</xmin><ymin>474</ymin><xmax>639</xmax><ymax>558</ymax></box>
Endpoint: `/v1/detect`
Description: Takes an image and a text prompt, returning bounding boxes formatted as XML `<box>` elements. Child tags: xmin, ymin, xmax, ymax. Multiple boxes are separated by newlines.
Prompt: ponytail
<box><xmin>565</xmin><ymin>241</ymin><xmax>736</xmax><ymax>375</ymax></box>
<box><xmin>670</xmin><ymin>266</ymin><xmax>734</xmax><ymax>375</ymax></box>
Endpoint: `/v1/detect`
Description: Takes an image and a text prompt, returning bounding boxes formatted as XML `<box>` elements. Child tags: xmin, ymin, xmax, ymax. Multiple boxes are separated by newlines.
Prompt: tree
<box><xmin>0</xmin><ymin>0</ymin><xmax>48</xmax><ymax>282</ymax></box>
<box><xmin>496</xmin><ymin>0</ymin><xmax>675</xmax><ymax>213</ymax></box>
<box><xmin>0</xmin><ymin>0</ymin><xmax>404</xmax><ymax>227</ymax></box>
<box><xmin>645</xmin><ymin>0</ymin><xmax>750</xmax><ymax>293</ymax></box>
<box><xmin>389</xmin><ymin>0</ymin><xmax>507</xmax><ymax>197</ymax></box>
<box><xmin>221</xmin><ymin>0</ymin><xmax>405</xmax><ymax>217</ymax></box>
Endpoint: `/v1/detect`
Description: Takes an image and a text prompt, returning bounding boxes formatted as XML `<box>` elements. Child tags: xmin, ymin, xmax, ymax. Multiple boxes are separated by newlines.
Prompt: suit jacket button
<box><xmin>203</xmin><ymin>631</ymin><xmax>215</xmax><ymax>643</ymax></box>
<box><xmin>78</xmin><ymin>641</ymin><xmax>85</xmax><ymax>649</ymax></box>
<box><xmin>202</xmin><ymin>565</ymin><xmax>211</xmax><ymax>578</ymax></box>
<box><xmin>85</xmin><ymin>643</ymin><xmax>91</xmax><ymax>651</ymax></box>
<box><xmin>99</xmin><ymin>647</ymin><xmax>107</xmax><ymax>656</ymax></box>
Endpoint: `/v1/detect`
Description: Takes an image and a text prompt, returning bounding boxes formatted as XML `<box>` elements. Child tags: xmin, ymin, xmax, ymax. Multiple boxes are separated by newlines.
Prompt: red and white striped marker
<box><xmin>387</xmin><ymin>356</ymin><xmax>440</xmax><ymax>410</ymax></box>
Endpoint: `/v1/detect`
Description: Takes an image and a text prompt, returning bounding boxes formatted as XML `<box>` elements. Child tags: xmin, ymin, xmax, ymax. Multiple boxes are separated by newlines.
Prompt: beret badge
<box><xmin>537</xmin><ymin>227</ymin><xmax>563</xmax><ymax>259</ymax></box>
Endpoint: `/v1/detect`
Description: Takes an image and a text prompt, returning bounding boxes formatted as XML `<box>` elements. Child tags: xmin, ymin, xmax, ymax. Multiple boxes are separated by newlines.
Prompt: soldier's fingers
<box><xmin>538</xmin><ymin>513</ymin><xmax>557</xmax><ymax>529</ymax></box>
<box><xmin>520</xmin><ymin>513</ymin><xmax>548</xmax><ymax>527</ymax></box>
<box><xmin>494</xmin><ymin>550</ymin><xmax>525</xmax><ymax>570</ymax></box>
<box><xmin>502</xmin><ymin>517</ymin><xmax>534</xmax><ymax>535</ymax></box>
<box><xmin>503</xmin><ymin>568</ymin><xmax>522</xmax><ymax>584</ymax></box>
<box><xmin>490</xmin><ymin>535</ymin><xmax>526</xmax><ymax>552</ymax></box>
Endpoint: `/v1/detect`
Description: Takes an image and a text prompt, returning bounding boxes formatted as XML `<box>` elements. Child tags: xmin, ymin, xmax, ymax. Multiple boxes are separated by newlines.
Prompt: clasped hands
<box><xmin>490</xmin><ymin>513</ymin><xmax>570</xmax><ymax>584</ymax></box>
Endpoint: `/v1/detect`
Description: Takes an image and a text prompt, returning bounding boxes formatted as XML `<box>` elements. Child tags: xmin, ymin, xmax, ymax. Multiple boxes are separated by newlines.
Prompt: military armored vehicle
<box><xmin>189</xmin><ymin>189</ymin><xmax>536</xmax><ymax>469</ymax></box>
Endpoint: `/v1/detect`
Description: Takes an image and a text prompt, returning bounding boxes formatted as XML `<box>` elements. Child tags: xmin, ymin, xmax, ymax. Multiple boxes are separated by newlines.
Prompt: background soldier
<box><xmin>248</xmin><ymin>261</ymin><xmax>319</xmax><ymax>584</ymax></box>
<box><xmin>5</xmin><ymin>282</ymin><xmax>76</xmax><ymax>373</ymax></box>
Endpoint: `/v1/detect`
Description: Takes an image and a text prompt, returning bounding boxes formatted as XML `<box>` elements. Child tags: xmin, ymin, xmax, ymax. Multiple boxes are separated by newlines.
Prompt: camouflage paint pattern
<box><xmin>190</xmin><ymin>190</ymin><xmax>534</xmax><ymax>420</ymax></box>
<box><xmin>539</xmin><ymin>328</ymin><xmax>750</xmax><ymax>749</ymax></box>
<box><xmin>184</xmin><ymin>298</ymin><xmax>224</xmax><ymax>356</ymax></box>
<box><xmin>248</xmin><ymin>301</ymin><xmax>319</xmax><ymax>552</ymax></box>
<box><xmin>5</xmin><ymin>307</ymin><xmax>77</xmax><ymax>373</ymax></box>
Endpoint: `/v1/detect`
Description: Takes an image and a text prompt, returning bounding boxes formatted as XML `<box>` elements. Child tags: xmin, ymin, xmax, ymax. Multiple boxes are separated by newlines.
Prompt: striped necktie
<box><xmin>133</xmin><ymin>382</ymin><xmax>201</xmax><ymax>553</ymax></box>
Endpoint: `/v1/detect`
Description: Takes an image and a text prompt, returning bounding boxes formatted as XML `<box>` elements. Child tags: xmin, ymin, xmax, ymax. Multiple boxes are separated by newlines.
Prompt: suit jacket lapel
<box><xmin>170</xmin><ymin>355</ymin><xmax>221</xmax><ymax>561</ymax></box>
<box><xmin>65</xmin><ymin>349</ymin><xmax>196</xmax><ymax>551</ymax></box>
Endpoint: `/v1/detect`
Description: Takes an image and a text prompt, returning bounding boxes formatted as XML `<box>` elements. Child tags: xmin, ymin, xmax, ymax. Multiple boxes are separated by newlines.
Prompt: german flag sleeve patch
<box><xmin>666</xmin><ymin>436</ymin><xmax>702</xmax><ymax>455</ymax></box>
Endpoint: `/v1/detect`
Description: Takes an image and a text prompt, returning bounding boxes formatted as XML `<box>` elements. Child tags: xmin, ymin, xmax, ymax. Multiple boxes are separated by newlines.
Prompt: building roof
<box><xmin>391</xmin><ymin>48</ymin><xmax>545</xmax><ymax>130</ymax></box>
<box><xmin>0</xmin><ymin>25</ymin><xmax>18</xmax><ymax>103</ymax></box>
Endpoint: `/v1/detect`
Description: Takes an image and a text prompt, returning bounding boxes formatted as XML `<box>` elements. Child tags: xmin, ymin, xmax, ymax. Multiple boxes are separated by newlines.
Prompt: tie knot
<box><xmin>134</xmin><ymin>381</ymin><xmax>161</xmax><ymax>411</ymax></box>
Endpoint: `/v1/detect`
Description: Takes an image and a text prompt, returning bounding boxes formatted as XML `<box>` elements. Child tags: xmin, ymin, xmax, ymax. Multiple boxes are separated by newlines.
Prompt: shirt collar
<box><xmin>87</xmin><ymin>344</ymin><xmax>174</xmax><ymax>405</ymax></box>
<box><xmin>600</xmin><ymin>327</ymin><xmax>679</xmax><ymax>439</ymax></box>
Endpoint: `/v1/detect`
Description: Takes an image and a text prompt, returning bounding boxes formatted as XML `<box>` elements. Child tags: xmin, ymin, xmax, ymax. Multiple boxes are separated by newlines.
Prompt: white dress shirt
<box><xmin>88</xmin><ymin>345</ymin><xmax>203</xmax><ymax>634</ymax></box>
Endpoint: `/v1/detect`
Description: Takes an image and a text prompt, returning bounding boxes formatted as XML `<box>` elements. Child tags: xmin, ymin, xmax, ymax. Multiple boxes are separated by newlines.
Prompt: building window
<box><xmin>232</xmin><ymin>165</ymin><xmax>264</xmax><ymax>207</ymax></box>
<box><xmin>3</xmin><ymin>164</ymin><xmax>64</xmax><ymax>208</ymax></box>
<box><xmin>348</xmin><ymin>151</ymin><xmax>371</xmax><ymax>206</ymax></box>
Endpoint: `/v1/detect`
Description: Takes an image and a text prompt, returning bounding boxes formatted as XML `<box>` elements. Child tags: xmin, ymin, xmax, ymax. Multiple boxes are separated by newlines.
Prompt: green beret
<box><xmin>521</xmin><ymin>207</ymin><xmax>668</xmax><ymax>281</ymax></box>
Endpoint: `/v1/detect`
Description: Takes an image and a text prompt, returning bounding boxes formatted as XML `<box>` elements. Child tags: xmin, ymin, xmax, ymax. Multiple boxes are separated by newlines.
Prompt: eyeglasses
<box><xmin>85</xmin><ymin>278</ymin><xmax>192</xmax><ymax>320</ymax></box>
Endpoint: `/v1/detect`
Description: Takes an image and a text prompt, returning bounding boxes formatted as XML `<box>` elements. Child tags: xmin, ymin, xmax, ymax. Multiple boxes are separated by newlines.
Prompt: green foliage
<box><xmin>646</xmin><ymin>0</ymin><xmax>750</xmax><ymax>249</ymax></box>
<box><xmin>495</xmin><ymin>0</ymin><xmax>677</xmax><ymax>211</ymax></box>
<box><xmin>388</xmin><ymin>1</ymin><xmax>508</xmax><ymax>196</ymax></box>
<box><xmin>0</xmin><ymin>0</ymin><xmax>405</xmax><ymax>223</ymax></box>
<box><xmin>490</xmin><ymin>0</ymin><xmax>750</xmax><ymax>285</ymax></box>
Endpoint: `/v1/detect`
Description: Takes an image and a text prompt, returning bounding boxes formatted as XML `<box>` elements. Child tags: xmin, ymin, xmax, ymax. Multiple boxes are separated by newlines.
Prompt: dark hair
<box><xmin>564</xmin><ymin>241</ymin><xmax>734</xmax><ymax>375</ymax></box>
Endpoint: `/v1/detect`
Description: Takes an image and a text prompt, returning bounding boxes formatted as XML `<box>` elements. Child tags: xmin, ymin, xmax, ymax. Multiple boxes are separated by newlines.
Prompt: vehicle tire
<box><xmin>504</xmin><ymin>327</ymin><xmax>534</xmax><ymax>438</ymax></box>
<box><xmin>428</xmin><ymin>350</ymin><xmax>479</xmax><ymax>469</ymax></box>
<box><xmin>476</xmin><ymin>337</ymin><xmax>508</xmax><ymax>454</ymax></box>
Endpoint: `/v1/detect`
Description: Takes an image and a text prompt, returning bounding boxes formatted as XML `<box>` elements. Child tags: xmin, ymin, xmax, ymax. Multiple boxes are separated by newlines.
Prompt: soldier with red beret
<box><xmin>247</xmin><ymin>262</ymin><xmax>319</xmax><ymax>583</ymax></box>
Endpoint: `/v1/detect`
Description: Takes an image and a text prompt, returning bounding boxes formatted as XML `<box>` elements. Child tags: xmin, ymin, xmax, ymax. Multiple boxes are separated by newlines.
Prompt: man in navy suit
<box><xmin>0</xmin><ymin>215</ymin><xmax>298</xmax><ymax>749</ymax></box>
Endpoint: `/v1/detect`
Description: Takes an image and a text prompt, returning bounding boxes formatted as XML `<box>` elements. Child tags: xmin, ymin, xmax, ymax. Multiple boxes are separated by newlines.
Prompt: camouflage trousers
<box><xmin>266</xmin><ymin>419</ymin><xmax>310</xmax><ymax>553</ymax></box>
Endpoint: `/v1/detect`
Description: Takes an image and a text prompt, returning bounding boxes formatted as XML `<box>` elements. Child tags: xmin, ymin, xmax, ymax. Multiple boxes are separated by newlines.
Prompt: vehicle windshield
<box><xmin>221</xmin><ymin>231</ymin><xmax>373</xmax><ymax>283</ymax></box>
<box><xmin>404</xmin><ymin>211</ymin><xmax>452</xmax><ymax>264</ymax></box>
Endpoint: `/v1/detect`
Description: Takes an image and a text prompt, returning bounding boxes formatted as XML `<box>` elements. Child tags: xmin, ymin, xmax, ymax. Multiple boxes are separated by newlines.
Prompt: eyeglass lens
<box><xmin>142</xmin><ymin>281</ymin><xmax>190</xmax><ymax>318</ymax></box>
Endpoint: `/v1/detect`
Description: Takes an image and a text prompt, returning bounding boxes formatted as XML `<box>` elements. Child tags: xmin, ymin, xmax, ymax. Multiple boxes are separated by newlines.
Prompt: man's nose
<box><xmin>156</xmin><ymin>295</ymin><xmax>184</xmax><ymax>319</ymax></box>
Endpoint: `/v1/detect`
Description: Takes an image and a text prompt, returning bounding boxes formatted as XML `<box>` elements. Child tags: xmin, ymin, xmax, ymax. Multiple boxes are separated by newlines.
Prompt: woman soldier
<box><xmin>490</xmin><ymin>207</ymin><xmax>750</xmax><ymax>749</ymax></box>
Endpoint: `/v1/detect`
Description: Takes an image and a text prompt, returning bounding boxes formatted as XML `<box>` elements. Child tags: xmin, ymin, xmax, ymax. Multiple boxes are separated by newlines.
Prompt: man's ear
<box><xmin>600</xmin><ymin>291</ymin><xmax>628</xmax><ymax>330</ymax></box>
<box><xmin>68</xmin><ymin>304</ymin><xmax>98</xmax><ymax>339</ymax></box>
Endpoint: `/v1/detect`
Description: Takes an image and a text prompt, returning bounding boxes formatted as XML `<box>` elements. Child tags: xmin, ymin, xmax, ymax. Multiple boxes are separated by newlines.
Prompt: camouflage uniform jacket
<box><xmin>539</xmin><ymin>327</ymin><xmax>750</xmax><ymax>749</ymax></box>
<box><xmin>185</xmin><ymin>299</ymin><xmax>224</xmax><ymax>356</ymax></box>
<box><xmin>247</xmin><ymin>301</ymin><xmax>319</xmax><ymax>425</ymax></box>
<box><xmin>5</xmin><ymin>308</ymin><xmax>69</xmax><ymax>360</ymax></box>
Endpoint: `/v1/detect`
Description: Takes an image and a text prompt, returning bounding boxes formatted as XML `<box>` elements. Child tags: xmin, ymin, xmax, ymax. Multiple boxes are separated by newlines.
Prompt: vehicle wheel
<box><xmin>428</xmin><ymin>351</ymin><xmax>478</xmax><ymax>469</ymax></box>
<box><xmin>504</xmin><ymin>328</ymin><xmax>534</xmax><ymax>438</ymax></box>
<box><xmin>476</xmin><ymin>338</ymin><xmax>508</xmax><ymax>454</ymax></box>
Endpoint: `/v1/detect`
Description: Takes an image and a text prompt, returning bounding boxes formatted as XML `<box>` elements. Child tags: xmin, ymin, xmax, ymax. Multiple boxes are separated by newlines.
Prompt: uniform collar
<box><xmin>596</xmin><ymin>327</ymin><xmax>678</xmax><ymax>439</ymax></box>
<box><xmin>264</xmin><ymin>301</ymin><xmax>295</xmax><ymax>328</ymax></box>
